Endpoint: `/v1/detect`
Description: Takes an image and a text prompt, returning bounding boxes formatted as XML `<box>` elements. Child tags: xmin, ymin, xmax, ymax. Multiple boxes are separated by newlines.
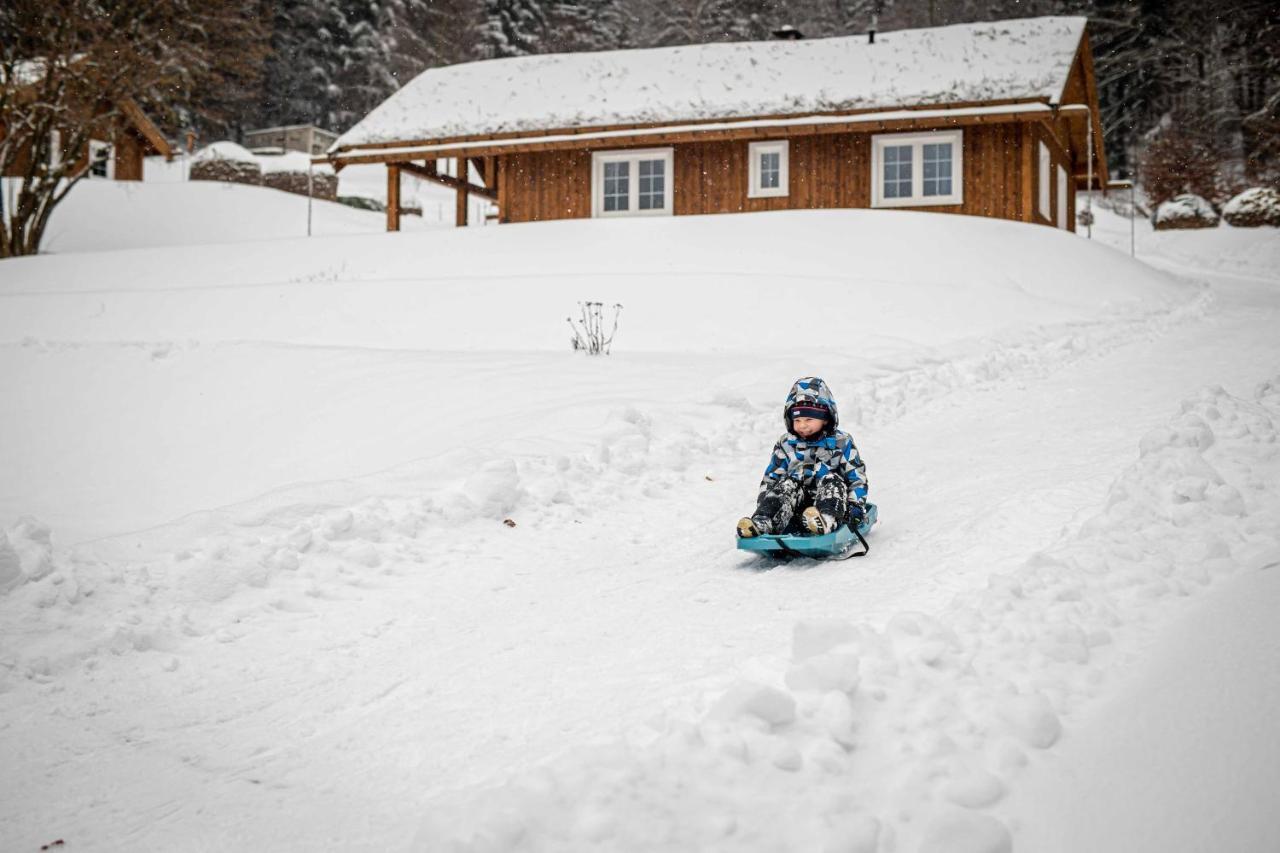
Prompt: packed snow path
<box><xmin>1</xmin><ymin>211</ymin><xmax>1277</xmax><ymax>851</ymax></box>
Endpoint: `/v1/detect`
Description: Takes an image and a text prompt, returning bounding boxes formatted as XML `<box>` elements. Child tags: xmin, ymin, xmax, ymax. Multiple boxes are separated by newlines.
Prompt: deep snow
<box><xmin>1</xmin><ymin>198</ymin><xmax>1278</xmax><ymax>852</ymax></box>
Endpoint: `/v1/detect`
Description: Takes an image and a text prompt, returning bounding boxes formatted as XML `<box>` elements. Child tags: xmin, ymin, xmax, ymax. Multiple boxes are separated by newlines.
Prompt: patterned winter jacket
<box><xmin>759</xmin><ymin>377</ymin><xmax>869</xmax><ymax>509</ymax></box>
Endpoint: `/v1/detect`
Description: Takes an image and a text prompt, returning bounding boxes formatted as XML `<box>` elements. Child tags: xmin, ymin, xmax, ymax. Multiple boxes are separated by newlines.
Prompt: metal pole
<box><xmin>1130</xmin><ymin>181</ymin><xmax>1136</xmax><ymax>258</ymax></box>
<box><xmin>307</xmin><ymin>164</ymin><xmax>313</xmax><ymax>237</ymax></box>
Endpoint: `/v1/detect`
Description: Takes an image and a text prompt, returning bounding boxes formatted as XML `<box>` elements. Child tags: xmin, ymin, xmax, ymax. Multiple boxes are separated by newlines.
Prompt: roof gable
<box><xmin>337</xmin><ymin>15</ymin><xmax>1087</xmax><ymax>151</ymax></box>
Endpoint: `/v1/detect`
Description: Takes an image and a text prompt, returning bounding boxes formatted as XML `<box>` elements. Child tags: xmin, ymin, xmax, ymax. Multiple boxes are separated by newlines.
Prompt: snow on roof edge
<box><xmin>336</xmin><ymin>15</ymin><xmax>1087</xmax><ymax>152</ymax></box>
<box><xmin>327</xmin><ymin>103</ymin><xmax>1054</xmax><ymax>163</ymax></box>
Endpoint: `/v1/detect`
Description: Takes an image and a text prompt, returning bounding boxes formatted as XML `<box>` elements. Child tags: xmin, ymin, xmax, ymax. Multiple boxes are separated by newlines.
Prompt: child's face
<box><xmin>792</xmin><ymin>416</ymin><xmax>825</xmax><ymax>438</ymax></box>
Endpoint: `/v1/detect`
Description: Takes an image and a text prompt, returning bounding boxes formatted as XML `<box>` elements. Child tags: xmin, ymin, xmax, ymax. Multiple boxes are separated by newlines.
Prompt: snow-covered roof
<box><xmin>336</xmin><ymin>16</ymin><xmax>1087</xmax><ymax>151</ymax></box>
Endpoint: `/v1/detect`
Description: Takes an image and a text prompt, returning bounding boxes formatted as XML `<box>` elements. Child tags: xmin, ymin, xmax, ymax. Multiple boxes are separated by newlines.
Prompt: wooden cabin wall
<box><xmin>113</xmin><ymin>129</ymin><xmax>146</xmax><ymax>181</ymax></box>
<box><xmin>1027</xmin><ymin>120</ymin><xmax>1078</xmax><ymax>231</ymax></box>
<box><xmin>498</xmin><ymin>122</ymin><xmax>1040</xmax><ymax>226</ymax></box>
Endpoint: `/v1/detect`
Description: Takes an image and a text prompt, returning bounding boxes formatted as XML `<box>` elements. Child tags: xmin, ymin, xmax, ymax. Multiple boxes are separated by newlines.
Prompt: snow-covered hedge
<box><xmin>1222</xmin><ymin>187</ymin><xmax>1280</xmax><ymax>228</ymax></box>
<box><xmin>190</xmin><ymin>141</ymin><xmax>262</xmax><ymax>186</ymax></box>
<box><xmin>1154</xmin><ymin>193</ymin><xmax>1219</xmax><ymax>230</ymax></box>
<box><xmin>257</xmin><ymin>151</ymin><xmax>338</xmax><ymax>200</ymax></box>
<box><xmin>190</xmin><ymin>144</ymin><xmax>344</xmax><ymax>197</ymax></box>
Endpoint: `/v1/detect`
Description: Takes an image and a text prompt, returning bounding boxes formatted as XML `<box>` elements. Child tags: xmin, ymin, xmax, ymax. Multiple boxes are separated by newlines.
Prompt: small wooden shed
<box><xmin>1</xmin><ymin>95</ymin><xmax>172</xmax><ymax>182</ymax></box>
<box><xmin>323</xmin><ymin>16</ymin><xmax>1107</xmax><ymax>232</ymax></box>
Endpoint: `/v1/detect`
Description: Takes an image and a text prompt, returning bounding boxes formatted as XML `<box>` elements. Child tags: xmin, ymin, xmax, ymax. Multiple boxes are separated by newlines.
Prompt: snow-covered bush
<box><xmin>1222</xmin><ymin>187</ymin><xmax>1280</xmax><ymax>227</ymax></box>
<box><xmin>1154</xmin><ymin>193</ymin><xmax>1219</xmax><ymax>230</ymax></box>
<box><xmin>337</xmin><ymin>195</ymin><xmax>385</xmax><ymax>213</ymax></box>
<box><xmin>259</xmin><ymin>151</ymin><xmax>338</xmax><ymax>201</ymax></box>
<box><xmin>190</xmin><ymin>141</ymin><xmax>262</xmax><ymax>186</ymax></box>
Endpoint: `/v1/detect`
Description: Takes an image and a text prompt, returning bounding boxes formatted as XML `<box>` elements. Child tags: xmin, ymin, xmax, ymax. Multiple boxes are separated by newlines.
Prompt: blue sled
<box><xmin>737</xmin><ymin>503</ymin><xmax>878</xmax><ymax>560</ymax></box>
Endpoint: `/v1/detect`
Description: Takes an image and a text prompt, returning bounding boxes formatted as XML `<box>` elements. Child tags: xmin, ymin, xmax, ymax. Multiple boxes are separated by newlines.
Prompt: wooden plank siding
<box><xmin>113</xmin><ymin>129</ymin><xmax>146</xmax><ymax>181</ymax></box>
<box><xmin>1024</xmin><ymin>120</ymin><xmax>1079</xmax><ymax>231</ymax></box>
<box><xmin>497</xmin><ymin>123</ymin><xmax>1042</xmax><ymax>226</ymax></box>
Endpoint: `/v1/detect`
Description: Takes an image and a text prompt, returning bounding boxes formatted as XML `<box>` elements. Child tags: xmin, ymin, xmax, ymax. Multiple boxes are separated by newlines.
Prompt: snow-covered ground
<box><xmin>1</xmin><ymin>198</ymin><xmax>1278</xmax><ymax>852</ymax></box>
<box><xmin>8</xmin><ymin>158</ymin><xmax>490</xmax><ymax>255</ymax></box>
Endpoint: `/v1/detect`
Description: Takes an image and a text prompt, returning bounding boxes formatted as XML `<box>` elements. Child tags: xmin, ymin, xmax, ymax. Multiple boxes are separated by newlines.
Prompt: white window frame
<box><xmin>748</xmin><ymin>140</ymin><xmax>789</xmax><ymax>198</ymax></box>
<box><xmin>871</xmin><ymin>130</ymin><xmax>963</xmax><ymax>208</ymax></box>
<box><xmin>1038</xmin><ymin>142</ymin><xmax>1052</xmax><ymax>222</ymax></box>
<box><xmin>1057</xmin><ymin>164</ymin><xmax>1069</xmax><ymax>230</ymax></box>
<box><xmin>88</xmin><ymin>139</ymin><xmax>114</xmax><ymax>180</ymax></box>
<box><xmin>590</xmin><ymin>148</ymin><xmax>674</xmax><ymax>218</ymax></box>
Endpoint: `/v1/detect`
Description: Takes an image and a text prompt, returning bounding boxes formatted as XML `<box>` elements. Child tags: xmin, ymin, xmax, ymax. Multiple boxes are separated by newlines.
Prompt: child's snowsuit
<box><xmin>754</xmin><ymin>377</ymin><xmax>868</xmax><ymax>534</ymax></box>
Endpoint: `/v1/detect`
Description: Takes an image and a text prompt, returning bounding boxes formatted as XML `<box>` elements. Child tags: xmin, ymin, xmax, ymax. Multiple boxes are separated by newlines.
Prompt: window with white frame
<box><xmin>591</xmin><ymin>148</ymin><xmax>673</xmax><ymax>217</ymax></box>
<box><xmin>748</xmin><ymin>140</ymin><xmax>789</xmax><ymax>198</ymax></box>
<box><xmin>871</xmin><ymin>131</ymin><xmax>963</xmax><ymax>207</ymax></box>
<box><xmin>1038</xmin><ymin>142</ymin><xmax>1051</xmax><ymax>222</ymax></box>
<box><xmin>88</xmin><ymin>139</ymin><xmax>113</xmax><ymax>179</ymax></box>
<box><xmin>1057</xmin><ymin>165</ymin><xmax>1069</xmax><ymax>230</ymax></box>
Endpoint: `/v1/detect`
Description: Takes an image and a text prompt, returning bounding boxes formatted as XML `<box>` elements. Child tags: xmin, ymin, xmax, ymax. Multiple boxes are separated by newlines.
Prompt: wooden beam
<box><xmin>328</xmin><ymin>97</ymin><xmax>1050</xmax><ymax>155</ymax></box>
<box><xmin>387</xmin><ymin>164</ymin><xmax>401</xmax><ymax>232</ymax></box>
<box><xmin>327</xmin><ymin>107</ymin><xmax>1055</xmax><ymax>168</ymax></box>
<box><xmin>398</xmin><ymin>160</ymin><xmax>497</xmax><ymax>201</ymax></box>
<box><xmin>456</xmin><ymin>162</ymin><xmax>468</xmax><ymax>228</ymax></box>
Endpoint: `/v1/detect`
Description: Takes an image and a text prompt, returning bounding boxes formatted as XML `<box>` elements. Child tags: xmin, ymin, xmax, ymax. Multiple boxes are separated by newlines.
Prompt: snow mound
<box><xmin>191</xmin><ymin>141</ymin><xmax>258</xmax><ymax>163</ymax></box>
<box><xmin>35</xmin><ymin>179</ymin><xmax>428</xmax><ymax>253</ymax></box>
<box><xmin>408</xmin><ymin>378</ymin><xmax>1280</xmax><ymax>851</ymax></box>
<box><xmin>1155</xmin><ymin>194</ymin><xmax>1219</xmax><ymax>230</ymax></box>
<box><xmin>0</xmin><ymin>517</ymin><xmax>54</xmax><ymax>594</ymax></box>
<box><xmin>1222</xmin><ymin>187</ymin><xmax>1280</xmax><ymax>228</ymax></box>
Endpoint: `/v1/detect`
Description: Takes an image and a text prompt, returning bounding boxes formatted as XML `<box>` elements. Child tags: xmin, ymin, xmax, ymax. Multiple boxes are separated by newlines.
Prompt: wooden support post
<box><xmin>387</xmin><ymin>164</ymin><xmax>401</xmax><ymax>232</ymax></box>
<box><xmin>455</xmin><ymin>157</ymin><xmax>468</xmax><ymax>227</ymax></box>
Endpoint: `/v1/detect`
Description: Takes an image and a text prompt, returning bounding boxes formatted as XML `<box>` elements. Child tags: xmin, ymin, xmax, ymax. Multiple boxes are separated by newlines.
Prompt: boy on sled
<box><xmin>737</xmin><ymin>377</ymin><xmax>869</xmax><ymax>539</ymax></box>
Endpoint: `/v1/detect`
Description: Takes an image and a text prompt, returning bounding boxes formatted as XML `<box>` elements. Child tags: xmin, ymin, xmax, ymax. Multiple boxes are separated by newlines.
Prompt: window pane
<box><xmin>760</xmin><ymin>151</ymin><xmax>780</xmax><ymax>189</ymax></box>
<box><xmin>883</xmin><ymin>144</ymin><xmax>912</xmax><ymax>199</ymax></box>
<box><xmin>923</xmin><ymin>142</ymin><xmax>953</xmax><ymax>196</ymax></box>
<box><xmin>603</xmin><ymin>160</ymin><xmax>629</xmax><ymax>212</ymax></box>
<box><xmin>638</xmin><ymin>158</ymin><xmax>664</xmax><ymax>210</ymax></box>
<box><xmin>90</xmin><ymin>143</ymin><xmax>111</xmax><ymax>178</ymax></box>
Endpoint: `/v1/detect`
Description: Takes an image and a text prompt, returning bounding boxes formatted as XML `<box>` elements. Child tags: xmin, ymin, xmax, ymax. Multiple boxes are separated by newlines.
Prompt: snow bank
<box><xmin>1008</xmin><ymin>557</ymin><xmax>1280</xmax><ymax>853</ymax></box>
<box><xmin>337</xmin><ymin>17</ymin><xmax>1085</xmax><ymax>148</ymax></box>
<box><xmin>32</xmin><ymin>179</ymin><xmax>437</xmax><ymax>253</ymax></box>
<box><xmin>409</xmin><ymin>379</ymin><xmax>1280</xmax><ymax>851</ymax></box>
<box><xmin>5</xmin><ymin>209</ymin><xmax>1191</xmax><ymax>351</ymax></box>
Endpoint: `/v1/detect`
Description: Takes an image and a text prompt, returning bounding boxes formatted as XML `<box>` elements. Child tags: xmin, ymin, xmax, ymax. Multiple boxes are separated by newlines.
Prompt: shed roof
<box><xmin>336</xmin><ymin>15</ymin><xmax>1087</xmax><ymax>151</ymax></box>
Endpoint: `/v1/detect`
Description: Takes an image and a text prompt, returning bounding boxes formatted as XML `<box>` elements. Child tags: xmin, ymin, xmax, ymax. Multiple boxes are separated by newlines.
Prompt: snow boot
<box><xmin>737</xmin><ymin>516</ymin><xmax>771</xmax><ymax>538</ymax></box>
<box><xmin>802</xmin><ymin>507</ymin><xmax>837</xmax><ymax>536</ymax></box>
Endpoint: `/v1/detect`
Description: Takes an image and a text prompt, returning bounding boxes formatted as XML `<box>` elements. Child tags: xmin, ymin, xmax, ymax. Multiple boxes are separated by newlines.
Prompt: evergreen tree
<box><xmin>483</xmin><ymin>0</ymin><xmax>550</xmax><ymax>57</ymax></box>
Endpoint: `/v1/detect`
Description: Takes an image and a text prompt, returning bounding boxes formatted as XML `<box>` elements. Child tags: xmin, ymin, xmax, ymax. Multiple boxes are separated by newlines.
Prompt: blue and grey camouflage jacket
<box><xmin>759</xmin><ymin>377</ymin><xmax>869</xmax><ymax>506</ymax></box>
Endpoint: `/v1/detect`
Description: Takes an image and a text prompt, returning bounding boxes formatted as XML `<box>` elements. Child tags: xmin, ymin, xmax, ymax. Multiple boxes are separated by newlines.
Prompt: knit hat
<box><xmin>789</xmin><ymin>403</ymin><xmax>831</xmax><ymax>422</ymax></box>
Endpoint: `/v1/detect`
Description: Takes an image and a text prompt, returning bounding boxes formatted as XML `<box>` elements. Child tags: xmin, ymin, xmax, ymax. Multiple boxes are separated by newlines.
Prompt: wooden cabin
<box><xmin>2</xmin><ymin>95</ymin><xmax>172</xmax><ymax>182</ymax></box>
<box><xmin>323</xmin><ymin>16</ymin><xmax>1108</xmax><ymax>232</ymax></box>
